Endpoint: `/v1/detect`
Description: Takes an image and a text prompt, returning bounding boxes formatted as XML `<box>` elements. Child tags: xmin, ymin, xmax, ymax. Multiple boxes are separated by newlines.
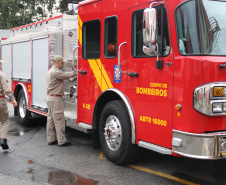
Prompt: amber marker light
<box><xmin>213</xmin><ymin>87</ymin><xmax>224</xmax><ymax>97</ymax></box>
<box><xmin>175</xmin><ymin>104</ymin><xmax>182</xmax><ymax>111</ymax></box>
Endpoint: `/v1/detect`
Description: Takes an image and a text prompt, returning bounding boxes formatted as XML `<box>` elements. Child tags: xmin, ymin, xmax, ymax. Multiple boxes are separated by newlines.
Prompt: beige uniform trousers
<box><xmin>0</xmin><ymin>98</ymin><xmax>9</xmax><ymax>139</ymax></box>
<box><xmin>46</xmin><ymin>96</ymin><xmax>67</xmax><ymax>145</ymax></box>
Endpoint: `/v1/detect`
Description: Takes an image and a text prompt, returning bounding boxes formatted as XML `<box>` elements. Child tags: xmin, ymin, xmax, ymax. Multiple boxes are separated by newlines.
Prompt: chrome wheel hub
<box><xmin>104</xmin><ymin>115</ymin><xmax>122</xmax><ymax>151</ymax></box>
<box><xmin>19</xmin><ymin>96</ymin><xmax>26</xmax><ymax>119</ymax></box>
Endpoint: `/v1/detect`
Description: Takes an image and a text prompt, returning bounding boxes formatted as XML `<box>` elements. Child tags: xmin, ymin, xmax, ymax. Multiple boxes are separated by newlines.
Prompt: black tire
<box><xmin>17</xmin><ymin>90</ymin><xmax>31</xmax><ymax>126</ymax></box>
<box><xmin>99</xmin><ymin>100</ymin><xmax>139</xmax><ymax>165</ymax></box>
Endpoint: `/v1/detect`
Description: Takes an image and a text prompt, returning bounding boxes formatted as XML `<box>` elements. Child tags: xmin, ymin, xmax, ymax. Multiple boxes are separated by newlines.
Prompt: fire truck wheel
<box><xmin>99</xmin><ymin>100</ymin><xmax>138</xmax><ymax>165</ymax></box>
<box><xmin>17</xmin><ymin>90</ymin><xmax>31</xmax><ymax>126</ymax></box>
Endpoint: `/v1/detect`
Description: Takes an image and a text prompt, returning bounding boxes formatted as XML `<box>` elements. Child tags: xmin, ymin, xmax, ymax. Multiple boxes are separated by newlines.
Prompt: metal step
<box><xmin>64</xmin><ymin>110</ymin><xmax>77</xmax><ymax>122</ymax></box>
<box><xmin>138</xmin><ymin>141</ymin><xmax>172</xmax><ymax>155</ymax></box>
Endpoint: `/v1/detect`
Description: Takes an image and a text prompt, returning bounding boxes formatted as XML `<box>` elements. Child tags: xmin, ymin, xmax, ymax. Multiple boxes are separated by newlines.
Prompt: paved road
<box><xmin>1</xmin><ymin>104</ymin><xmax>226</xmax><ymax>185</ymax></box>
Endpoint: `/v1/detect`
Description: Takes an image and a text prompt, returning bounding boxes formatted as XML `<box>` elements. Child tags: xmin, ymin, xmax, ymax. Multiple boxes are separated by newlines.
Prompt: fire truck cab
<box><xmin>1</xmin><ymin>0</ymin><xmax>226</xmax><ymax>164</ymax></box>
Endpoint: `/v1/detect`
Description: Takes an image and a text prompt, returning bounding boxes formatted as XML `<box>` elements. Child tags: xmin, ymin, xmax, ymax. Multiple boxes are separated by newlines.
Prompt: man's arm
<box><xmin>54</xmin><ymin>70</ymin><xmax>77</xmax><ymax>80</ymax></box>
<box><xmin>1</xmin><ymin>74</ymin><xmax>15</xmax><ymax>101</ymax></box>
<box><xmin>0</xmin><ymin>74</ymin><xmax>17</xmax><ymax>107</ymax></box>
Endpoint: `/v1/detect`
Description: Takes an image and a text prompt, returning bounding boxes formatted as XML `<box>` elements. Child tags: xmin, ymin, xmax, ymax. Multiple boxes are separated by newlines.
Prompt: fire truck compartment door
<box><xmin>32</xmin><ymin>37</ymin><xmax>48</xmax><ymax>108</ymax></box>
<box><xmin>12</xmin><ymin>40</ymin><xmax>31</xmax><ymax>80</ymax></box>
<box><xmin>1</xmin><ymin>44</ymin><xmax>12</xmax><ymax>88</ymax></box>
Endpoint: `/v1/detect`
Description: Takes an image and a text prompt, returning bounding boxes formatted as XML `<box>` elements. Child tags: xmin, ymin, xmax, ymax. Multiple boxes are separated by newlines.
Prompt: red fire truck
<box><xmin>1</xmin><ymin>0</ymin><xmax>226</xmax><ymax>164</ymax></box>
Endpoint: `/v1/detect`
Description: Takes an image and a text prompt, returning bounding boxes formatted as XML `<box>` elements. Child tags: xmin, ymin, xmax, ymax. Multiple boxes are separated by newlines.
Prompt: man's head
<box><xmin>53</xmin><ymin>55</ymin><xmax>66</xmax><ymax>69</ymax></box>
<box><xmin>0</xmin><ymin>60</ymin><xmax>4</xmax><ymax>71</ymax></box>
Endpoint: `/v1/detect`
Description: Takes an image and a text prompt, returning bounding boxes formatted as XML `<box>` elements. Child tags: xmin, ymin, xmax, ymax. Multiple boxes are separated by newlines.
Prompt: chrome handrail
<box><xmin>73</xmin><ymin>46</ymin><xmax>79</xmax><ymax>70</ymax></box>
<box><xmin>118</xmin><ymin>42</ymin><xmax>127</xmax><ymax>74</ymax></box>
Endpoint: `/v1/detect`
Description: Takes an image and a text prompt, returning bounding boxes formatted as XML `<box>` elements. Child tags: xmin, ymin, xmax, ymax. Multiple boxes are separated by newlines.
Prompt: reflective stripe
<box><xmin>96</xmin><ymin>59</ymin><xmax>113</xmax><ymax>89</ymax></box>
<box><xmin>78</xmin><ymin>15</ymin><xmax>83</xmax><ymax>29</ymax></box>
<box><xmin>78</xmin><ymin>15</ymin><xmax>83</xmax><ymax>46</ymax></box>
<box><xmin>88</xmin><ymin>59</ymin><xmax>104</xmax><ymax>91</ymax></box>
<box><xmin>79</xmin><ymin>27</ymin><xmax>82</xmax><ymax>46</ymax></box>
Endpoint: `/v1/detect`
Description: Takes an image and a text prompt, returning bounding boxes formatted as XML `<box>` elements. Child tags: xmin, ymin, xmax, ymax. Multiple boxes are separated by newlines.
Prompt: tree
<box><xmin>0</xmin><ymin>0</ymin><xmax>84</xmax><ymax>29</ymax></box>
<box><xmin>0</xmin><ymin>0</ymin><xmax>56</xmax><ymax>29</ymax></box>
<box><xmin>58</xmin><ymin>0</ymin><xmax>82</xmax><ymax>14</ymax></box>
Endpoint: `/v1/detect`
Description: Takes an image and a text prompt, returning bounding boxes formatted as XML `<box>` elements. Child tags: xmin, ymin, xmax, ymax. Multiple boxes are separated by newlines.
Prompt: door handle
<box><xmin>78</xmin><ymin>70</ymin><xmax>87</xmax><ymax>74</ymax></box>
<box><xmin>118</xmin><ymin>42</ymin><xmax>127</xmax><ymax>74</ymax></box>
<box><xmin>127</xmin><ymin>72</ymin><xmax>139</xmax><ymax>77</ymax></box>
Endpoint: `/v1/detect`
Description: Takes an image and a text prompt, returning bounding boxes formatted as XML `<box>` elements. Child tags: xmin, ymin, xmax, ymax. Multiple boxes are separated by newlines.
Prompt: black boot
<box><xmin>1</xmin><ymin>138</ymin><xmax>9</xmax><ymax>150</ymax></box>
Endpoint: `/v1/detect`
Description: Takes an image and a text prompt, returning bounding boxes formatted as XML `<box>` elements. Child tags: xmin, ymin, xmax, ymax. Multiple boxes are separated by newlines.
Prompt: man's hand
<box><xmin>72</xmin><ymin>70</ymin><xmax>77</xmax><ymax>76</ymax></box>
<box><xmin>12</xmin><ymin>100</ymin><xmax>17</xmax><ymax>107</ymax></box>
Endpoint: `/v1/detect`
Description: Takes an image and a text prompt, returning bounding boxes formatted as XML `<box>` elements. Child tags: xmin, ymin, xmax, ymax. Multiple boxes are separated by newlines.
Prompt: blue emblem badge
<box><xmin>114</xmin><ymin>65</ymin><xmax>121</xmax><ymax>83</ymax></box>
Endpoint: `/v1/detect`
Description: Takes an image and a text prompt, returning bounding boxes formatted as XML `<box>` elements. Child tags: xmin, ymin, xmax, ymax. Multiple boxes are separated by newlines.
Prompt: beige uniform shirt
<box><xmin>0</xmin><ymin>70</ymin><xmax>15</xmax><ymax>101</ymax></box>
<box><xmin>46</xmin><ymin>66</ymin><xmax>77</xmax><ymax>96</ymax></box>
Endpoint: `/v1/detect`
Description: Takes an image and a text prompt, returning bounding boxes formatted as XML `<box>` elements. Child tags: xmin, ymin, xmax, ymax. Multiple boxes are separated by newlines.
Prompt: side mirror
<box><xmin>143</xmin><ymin>6</ymin><xmax>157</xmax><ymax>56</ymax></box>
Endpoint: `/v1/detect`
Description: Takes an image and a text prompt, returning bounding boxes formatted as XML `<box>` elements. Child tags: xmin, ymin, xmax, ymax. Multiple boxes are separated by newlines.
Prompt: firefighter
<box><xmin>0</xmin><ymin>60</ymin><xmax>18</xmax><ymax>150</ymax></box>
<box><xmin>46</xmin><ymin>55</ymin><xmax>77</xmax><ymax>147</ymax></box>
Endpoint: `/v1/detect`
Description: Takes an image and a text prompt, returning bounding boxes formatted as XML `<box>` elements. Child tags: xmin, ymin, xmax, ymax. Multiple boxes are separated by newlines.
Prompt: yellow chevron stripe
<box><xmin>78</xmin><ymin>15</ymin><xmax>82</xmax><ymax>46</ymax></box>
<box><xmin>78</xmin><ymin>27</ymin><xmax>82</xmax><ymax>46</ymax></box>
<box><xmin>96</xmin><ymin>59</ymin><xmax>113</xmax><ymax>89</ymax></box>
<box><xmin>78</xmin><ymin>15</ymin><xmax>83</xmax><ymax>29</ymax></box>
<box><xmin>98</xmin><ymin>62</ymin><xmax>109</xmax><ymax>92</ymax></box>
<box><xmin>88</xmin><ymin>59</ymin><xmax>108</xmax><ymax>92</ymax></box>
<box><xmin>78</xmin><ymin>15</ymin><xmax>113</xmax><ymax>92</ymax></box>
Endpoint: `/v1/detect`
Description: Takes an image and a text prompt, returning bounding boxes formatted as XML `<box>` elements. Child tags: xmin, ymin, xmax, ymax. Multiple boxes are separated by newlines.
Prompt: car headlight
<box><xmin>194</xmin><ymin>82</ymin><xmax>226</xmax><ymax>116</ymax></box>
<box><xmin>212</xmin><ymin>103</ymin><xmax>223</xmax><ymax>113</ymax></box>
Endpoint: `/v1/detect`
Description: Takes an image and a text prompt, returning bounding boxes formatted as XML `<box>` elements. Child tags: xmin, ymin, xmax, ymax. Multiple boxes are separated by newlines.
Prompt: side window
<box><xmin>157</xmin><ymin>7</ymin><xmax>170</xmax><ymax>56</ymax></box>
<box><xmin>82</xmin><ymin>20</ymin><xmax>100</xmax><ymax>59</ymax></box>
<box><xmin>132</xmin><ymin>10</ymin><xmax>144</xmax><ymax>57</ymax></box>
<box><xmin>132</xmin><ymin>7</ymin><xmax>170</xmax><ymax>57</ymax></box>
<box><xmin>104</xmin><ymin>16</ymin><xmax>117</xmax><ymax>58</ymax></box>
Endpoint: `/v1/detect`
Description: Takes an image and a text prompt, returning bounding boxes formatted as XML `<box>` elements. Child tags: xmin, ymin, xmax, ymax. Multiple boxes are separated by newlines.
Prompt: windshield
<box><xmin>175</xmin><ymin>0</ymin><xmax>226</xmax><ymax>55</ymax></box>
